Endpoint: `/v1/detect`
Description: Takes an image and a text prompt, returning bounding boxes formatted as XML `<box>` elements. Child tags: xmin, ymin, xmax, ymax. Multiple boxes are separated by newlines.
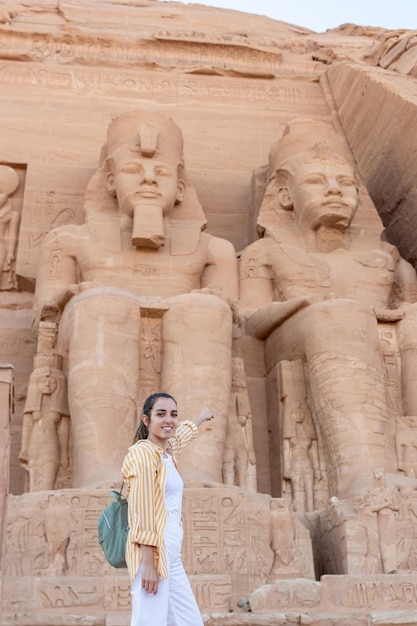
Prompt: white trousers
<box><xmin>131</xmin><ymin>515</ymin><xmax>204</xmax><ymax>626</ymax></box>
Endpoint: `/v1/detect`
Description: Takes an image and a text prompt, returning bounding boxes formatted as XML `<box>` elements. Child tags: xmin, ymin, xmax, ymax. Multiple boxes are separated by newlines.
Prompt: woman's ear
<box><xmin>277</xmin><ymin>186</ymin><xmax>293</xmax><ymax>210</ymax></box>
<box><xmin>142</xmin><ymin>414</ymin><xmax>148</xmax><ymax>427</ymax></box>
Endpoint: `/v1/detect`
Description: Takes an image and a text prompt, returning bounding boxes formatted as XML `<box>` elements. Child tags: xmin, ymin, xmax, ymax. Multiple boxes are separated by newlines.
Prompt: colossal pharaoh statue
<box><xmin>31</xmin><ymin>112</ymin><xmax>237</xmax><ymax>489</ymax></box>
<box><xmin>240</xmin><ymin>119</ymin><xmax>417</xmax><ymax>500</ymax></box>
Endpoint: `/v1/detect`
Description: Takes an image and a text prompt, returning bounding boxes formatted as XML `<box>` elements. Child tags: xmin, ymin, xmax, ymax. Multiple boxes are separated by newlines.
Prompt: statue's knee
<box><xmin>169</xmin><ymin>291</ymin><xmax>228</xmax><ymax>308</ymax></box>
<box><xmin>305</xmin><ymin>299</ymin><xmax>374</xmax><ymax>336</ymax></box>
<box><xmin>166</xmin><ymin>292</ymin><xmax>232</xmax><ymax>329</ymax></box>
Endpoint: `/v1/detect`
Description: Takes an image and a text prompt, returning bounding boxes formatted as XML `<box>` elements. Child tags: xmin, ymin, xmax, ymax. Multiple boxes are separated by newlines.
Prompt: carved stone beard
<box><xmin>315</xmin><ymin>224</ymin><xmax>349</xmax><ymax>252</ymax></box>
<box><xmin>132</xmin><ymin>203</ymin><xmax>165</xmax><ymax>249</ymax></box>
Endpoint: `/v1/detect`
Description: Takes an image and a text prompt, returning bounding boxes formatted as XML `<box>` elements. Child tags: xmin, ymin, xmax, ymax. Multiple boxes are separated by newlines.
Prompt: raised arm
<box><xmin>168</xmin><ymin>408</ymin><xmax>214</xmax><ymax>453</ymax></box>
<box><xmin>192</xmin><ymin>405</ymin><xmax>214</xmax><ymax>428</ymax></box>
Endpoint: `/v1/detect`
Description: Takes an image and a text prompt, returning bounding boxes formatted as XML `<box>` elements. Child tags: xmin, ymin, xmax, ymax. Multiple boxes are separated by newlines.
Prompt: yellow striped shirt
<box><xmin>121</xmin><ymin>420</ymin><xmax>197</xmax><ymax>583</ymax></box>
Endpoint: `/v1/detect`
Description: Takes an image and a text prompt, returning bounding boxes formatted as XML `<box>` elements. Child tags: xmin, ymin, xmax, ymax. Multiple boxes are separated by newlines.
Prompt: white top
<box><xmin>163</xmin><ymin>453</ymin><xmax>183</xmax><ymax>519</ymax></box>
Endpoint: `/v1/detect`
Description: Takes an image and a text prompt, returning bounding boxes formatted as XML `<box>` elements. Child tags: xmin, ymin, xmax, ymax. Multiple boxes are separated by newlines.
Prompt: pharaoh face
<box><xmin>107</xmin><ymin>155</ymin><xmax>184</xmax><ymax>219</ymax></box>
<box><xmin>287</xmin><ymin>158</ymin><xmax>358</xmax><ymax>232</ymax></box>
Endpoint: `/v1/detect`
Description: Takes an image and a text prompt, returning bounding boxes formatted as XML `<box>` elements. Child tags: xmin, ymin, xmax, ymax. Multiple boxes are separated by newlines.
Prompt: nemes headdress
<box><xmin>84</xmin><ymin>111</ymin><xmax>207</xmax><ymax>255</ymax></box>
<box><xmin>105</xmin><ymin>112</ymin><xmax>184</xmax><ymax>166</ymax></box>
<box><xmin>257</xmin><ymin>119</ymin><xmax>353</xmax><ymax>238</ymax></box>
<box><xmin>268</xmin><ymin>118</ymin><xmax>350</xmax><ymax>178</ymax></box>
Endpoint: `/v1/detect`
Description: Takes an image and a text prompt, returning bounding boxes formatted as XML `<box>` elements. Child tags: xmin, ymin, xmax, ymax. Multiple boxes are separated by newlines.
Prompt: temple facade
<box><xmin>1</xmin><ymin>2</ymin><xmax>417</xmax><ymax>624</ymax></box>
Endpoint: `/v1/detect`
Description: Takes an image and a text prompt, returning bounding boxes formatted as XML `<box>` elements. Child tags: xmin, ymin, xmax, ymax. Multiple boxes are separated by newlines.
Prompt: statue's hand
<box><xmin>39</xmin><ymin>282</ymin><xmax>83</xmax><ymax>320</ymax></box>
<box><xmin>77</xmin><ymin>281</ymin><xmax>101</xmax><ymax>293</ymax></box>
<box><xmin>193</xmin><ymin>285</ymin><xmax>231</xmax><ymax>303</ymax></box>
<box><xmin>246</xmin><ymin>296</ymin><xmax>313</xmax><ymax>339</ymax></box>
<box><xmin>193</xmin><ymin>286</ymin><xmax>221</xmax><ymax>295</ymax></box>
<box><xmin>40</xmin><ymin>299</ymin><xmax>61</xmax><ymax>322</ymax></box>
<box><xmin>192</xmin><ymin>286</ymin><xmax>240</xmax><ymax>322</ymax></box>
<box><xmin>373</xmin><ymin>307</ymin><xmax>404</xmax><ymax>322</ymax></box>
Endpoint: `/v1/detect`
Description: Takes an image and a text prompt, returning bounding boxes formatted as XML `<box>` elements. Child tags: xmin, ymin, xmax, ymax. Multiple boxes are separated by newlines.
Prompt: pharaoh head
<box><xmin>259</xmin><ymin>119</ymin><xmax>359</xmax><ymax>238</ymax></box>
<box><xmin>104</xmin><ymin>113</ymin><xmax>186</xmax><ymax>221</ymax></box>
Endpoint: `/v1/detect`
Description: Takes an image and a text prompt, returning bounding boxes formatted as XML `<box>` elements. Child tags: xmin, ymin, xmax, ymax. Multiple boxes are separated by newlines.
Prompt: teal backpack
<box><xmin>98</xmin><ymin>485</ymin><xmax>129</xmax><ymax>568</ymax></box>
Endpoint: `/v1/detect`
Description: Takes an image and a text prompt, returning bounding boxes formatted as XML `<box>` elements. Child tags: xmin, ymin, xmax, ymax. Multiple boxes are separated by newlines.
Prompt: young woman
<box><xmin>122</xmin><ymin>392</ymin><xmax>214</xmax><ymax>626</ymax></box>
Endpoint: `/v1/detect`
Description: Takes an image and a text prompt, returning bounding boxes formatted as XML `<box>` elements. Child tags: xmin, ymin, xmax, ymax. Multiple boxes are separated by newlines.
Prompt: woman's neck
<box><xmin>147</xmin><ymin>435</ymin><xmax>168</xmax><ymax>452</ymax></box>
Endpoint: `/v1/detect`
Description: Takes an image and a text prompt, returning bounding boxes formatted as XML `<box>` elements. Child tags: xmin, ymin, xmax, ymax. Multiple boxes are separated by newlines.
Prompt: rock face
<box><xmin>1</xmin><ymin>2</ymin><xmax>417</xmax><ymax>625</ymax></box>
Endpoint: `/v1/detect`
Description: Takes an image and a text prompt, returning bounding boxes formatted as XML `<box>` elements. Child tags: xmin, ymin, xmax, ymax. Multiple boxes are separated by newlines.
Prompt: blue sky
<box><xmin>168</xmin><ymin>0</ymin><xmax>417</xmax><ymax>33</ymax></box>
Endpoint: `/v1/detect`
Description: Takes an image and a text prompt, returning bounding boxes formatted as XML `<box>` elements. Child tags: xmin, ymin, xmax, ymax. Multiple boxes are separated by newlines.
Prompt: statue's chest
<box><xmin>78</xmin><ymin>246</ymin><xmax>203</xmax><ymax>276</ymax></box>
<box><xmin>269</xmin><ymin>246</ymin><xmax>396</xmax><ymax>298</ymax></box>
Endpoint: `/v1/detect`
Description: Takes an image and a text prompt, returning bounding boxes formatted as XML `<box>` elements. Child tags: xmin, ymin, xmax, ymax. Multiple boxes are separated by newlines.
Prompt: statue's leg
<box><xmin>303</xmin><ymin>469</ymin><xmax>314</xmax><ymax>512</ymax></box>
<box><xmin>235</xmin><ymin>450</ymin><xmax>249</xmax><ymax>490</ymax></box>
<box><xmin>266</xmin><ymin>300</ymin><xmax>396</xmax><ymax>498</ymax></box>
<box><xmin>160</xmin><ymin>292</ymin><xmax>233</xmax><ymax>484</ymax></box>
<box><xmin>377</xmin><ymin>513</ymin><xmax>397</xmax><ymax>574</ymax></box>
<box><xmin>396</xmin><ymin>302</ymin><xmax>417</xmax><ymax>416</ymax></box>
<box><xmin>291</xmin><ymin>476</ymin><xmax>306</xmax><ymax>513</ymax></box>
<box><xmin>222</xmin><ymin>444</ymin><xmax>235</xmax><ymax>486</ymax></box>
<box><xmin>58</xmin><ymin>287</ymin><xmax>142</xmax><ymax>488</ymax></box>
<box><xmin>28</xmin><ymin>421</ymin><xmax>60</xmax><ymax>491</ymax></box>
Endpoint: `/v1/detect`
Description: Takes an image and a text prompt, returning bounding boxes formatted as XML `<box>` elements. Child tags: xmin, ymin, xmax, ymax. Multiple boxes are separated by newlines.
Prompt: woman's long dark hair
<box><xmin>133</xmin><ymin>392</ymin><xmax>177</xmax><ymax>443</ymax></box>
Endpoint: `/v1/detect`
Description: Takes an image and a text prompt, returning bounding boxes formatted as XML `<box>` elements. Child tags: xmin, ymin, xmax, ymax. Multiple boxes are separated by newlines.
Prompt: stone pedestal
<box><xmin>1</xmin><ymin>487</ymin><xmax>313</xmax><ymax>622</ymax></box>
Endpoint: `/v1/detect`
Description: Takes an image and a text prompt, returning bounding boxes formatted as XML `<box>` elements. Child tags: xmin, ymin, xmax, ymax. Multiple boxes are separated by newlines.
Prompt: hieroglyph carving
<box><xmin>268</xmin><ymin>498</ymin><xmax>296</xmax><ymax>579</ymax></box>
<box><xmin>182</xmin><ymin>488</ymin><xmax>273</xmax><ymax>602</ymax></box>
<box><xmin>0</xmin><ymin>30</ymin><xmax>282</xmax><ymax>74</ymax></box>
<box><xmin>0</xmin><ymin>62</ymin><xmax>321</xmax><ymax>105</ymax></box>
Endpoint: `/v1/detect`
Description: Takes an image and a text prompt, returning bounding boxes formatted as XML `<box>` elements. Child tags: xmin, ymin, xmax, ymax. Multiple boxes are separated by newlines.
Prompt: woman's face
<box><xmin>144</xmin><ymin>396</ymin><xmax>178</xmax><ymax>448</ymax></box>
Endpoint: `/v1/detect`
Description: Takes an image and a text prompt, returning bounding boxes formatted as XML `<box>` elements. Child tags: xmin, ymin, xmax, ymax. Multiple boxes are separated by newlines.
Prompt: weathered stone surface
<box><xmin>1</xmin><ymin>1</ymin><xmax>417</xmax><ymax>625</ymax></box>
<box><xmin>0</xmin><ymin>366</ymin><xmax>12</xmax><ymax>574</ymax></box>
<box><xmin>2</xmin><ymin>487</ymin><xmax>296</xmax><ymax>614</ymax></box>
<box><xmin>326</xmin><ymin>62</ymin><xmax>417</xmax><ymax>269</ymax></box>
